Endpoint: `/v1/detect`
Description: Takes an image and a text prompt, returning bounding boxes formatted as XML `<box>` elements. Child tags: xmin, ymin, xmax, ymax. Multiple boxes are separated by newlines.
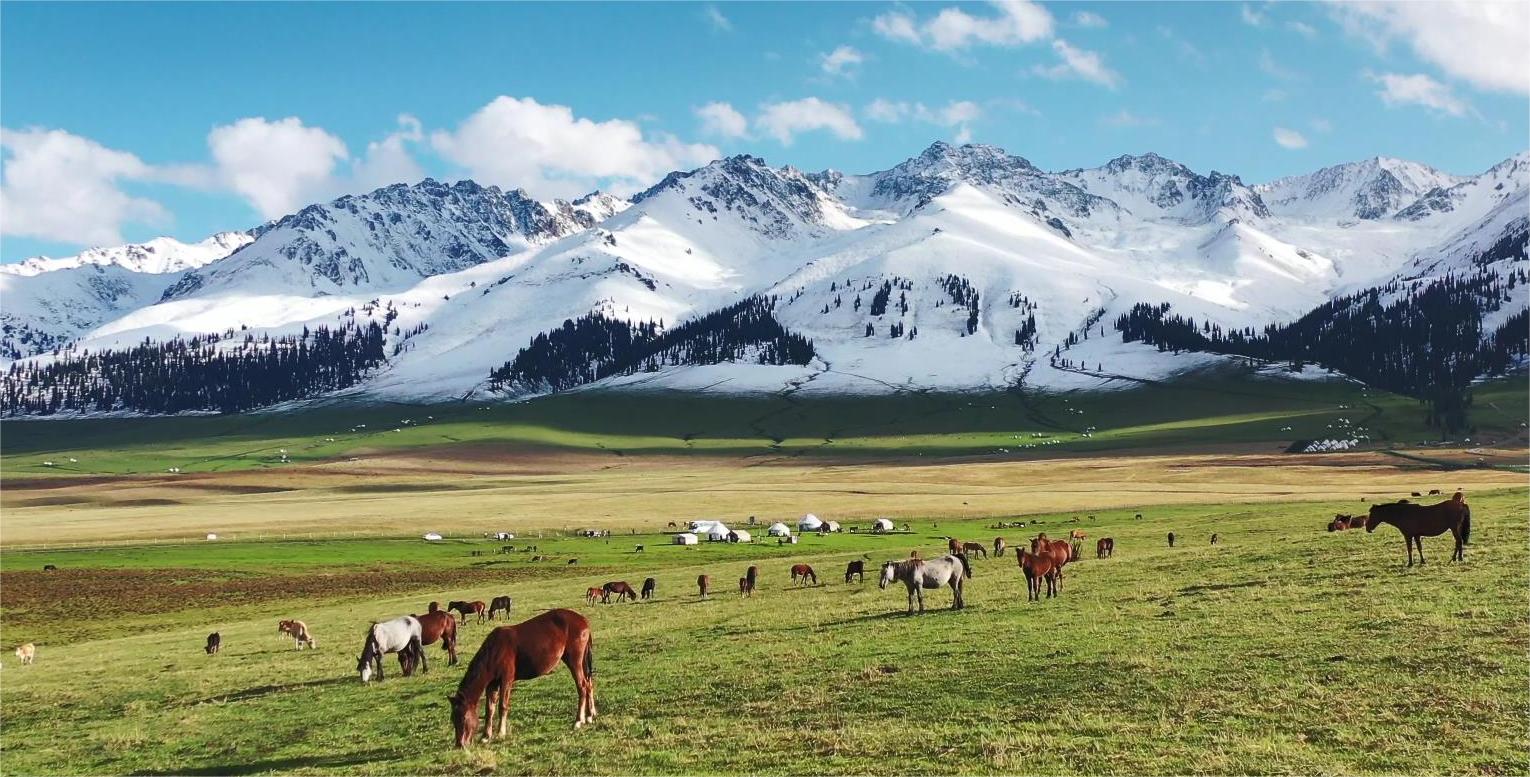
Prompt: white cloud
<box><xmin>1310</xmin><ymin>117</ymin><xmax>1333</xmax><ymax>133</ymax></box>
<box><xmin>703</xmin><ymin>4</ymin><xmax>732</xmax><ymax>32</ymax></box>
<box><xmin>1272</xmin><ymin>127</ymin><xmax>1308</xmax><ymax>149</ymax></box>
<box><xmin>1332</xmin><ymin>1</ymin><xmax>1529</xmax><ymax>95</ymax></box>
<box><xmin>1101</xmin><ymin>110</ymin><xmax>1159</xmax><ymax>128</ymax></box>
<box><xmin>1258</xmin><ymin>49</ymin><xmax>1299</xmax><ymax>81</ymax></box>
<box><xmin>1367</xmin><ymin>71</ymin><xmax>1471</xmax><ymax>117</ymax></box>
<box><xmin>431</xmin><ymin>96</ymin><xmax>719</xmax><ymax>198</ymax></box>
<box><xmin>862</xmin><ymin>99</ymin><xmax>983</xmax><ymax>141</ymax></box>
<box><xmin>0</xmin><ymin>127</ymin><xmax>171</xmax><ymax>245</ymax></box>
<box><xmin>351</xmin><ymin>114</ymin><xmax>426</xmax><ymax>193</ymax></box>
<box><xmin>1032</xmin><ymin>39</ymin><xmax>1122</xmax><ymax>89</ymax></box>
<box><xmin>1072</xmin><ymin>11</ymin><xmax>1108</xmax><ymax>28</ymax></box>
<box><xmin>1287</xmin><ymin>20</ymin><xmax>1318</xmax><ymax>40</ymax></box>
<box><xmin>1241</xmin><ymin>4</ymin><xmax>1268</xmax><ymax>27</ymax></box>
<box><xmin>1156</xmin><ymin>25</ymin><xmax>1206</xmax><ymax>65</ymax></box>
<box><xmin>205</xmin><ymin>117</ymin><xmax>349</xmax><ymax>219</ymax></box>
<box><xmin>865</xmin><ymin>98</ymin><xmax>912</xmax><ymax>123</ymax></box>
<box><xmin>873</xmin><ymin>0</ymin><xmax>1053</xmax><ymax>52</ymax></box>
<box><xmin>819</xmin><ymin>45</ymin><xmax>865</xmax><ymax>78</ymax></box>
<box><xmin>755</xmin><ymin>98</ymin><xmax>863</xmax><ymax>146</ymax></box>
<box><xmin>695</xmin><ymin>102</ymin><xmax>750</xmax><ymax>139</ymax></box>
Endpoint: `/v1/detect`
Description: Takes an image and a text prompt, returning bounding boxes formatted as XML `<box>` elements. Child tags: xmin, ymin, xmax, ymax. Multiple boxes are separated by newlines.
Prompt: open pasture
<box><xmin>1</xmin><ymin>489</ymin><xmax>1525</xmax><ymax>775</ymax></box>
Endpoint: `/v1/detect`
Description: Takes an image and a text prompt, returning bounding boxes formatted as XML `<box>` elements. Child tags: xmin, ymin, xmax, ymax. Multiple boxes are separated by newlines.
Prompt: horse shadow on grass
<box><xmin>130</xmin><ymin>749</ymin><xmax>395</xmax><ymax>775</ymax></box>
<box><xmin>190</xmin><ymin>675</ymin><xmax>353</xmax><ymax>706</ymax></box>
<box><xmin>825</xmin><ymin>607</ymin><xmax>979</xmax><ymax>627</ymax></box>
<box><xmin>1177</xmin><ymin>580</ymin><xmax>1264</xmax><ymax>596</ymax></box>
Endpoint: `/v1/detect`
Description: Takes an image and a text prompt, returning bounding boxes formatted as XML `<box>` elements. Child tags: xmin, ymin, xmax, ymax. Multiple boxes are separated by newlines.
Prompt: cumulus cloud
<box><xmin>695</xmin><ymin>101</ymin><xmax>750</xmax><ymax>139</ymax></box>
<box><xmin>755</xmin><ymin>98</ymin><xmax>863</xmax><ymax>145</ymax></box>
<box><xmin>1333</xmin><ymin>1</ymin><xmax>1529</xmax><ymax>95</ymax></box>
<box><xmin>1272</xmin><ymin>127</ymin><xmax>1308</xmax><ymax>149</ymax></box>
<box><xmin>863</xmin><ymin>99</ymin><xmax>982</xmax><ymax>141</ymax></box>
<box><xmin>431</xmin><ymin>95</ymin><xmax>720</xmax><ymax>198</ymax></box>
<box><xmin>350</xmin><ymin>114</ymin><xmax>426</xmax><ymax>194</ymax></box>
<box><xmin>1367</xmin><ymin>71</ymin><xmax>1471</xmax><ymax>116</ymax></box>
<box><xmin>206</xmin><ymin>117</ymin><xmax>349</xmax><ymax>219</ymax></box>
<box><xmin>0</xmin><ymin>127</ymin><xmax>171</xmax><ymax>245</ymax></box>
<box><xmin>1032</xmin><ymin>39</ymin><xmax>1122</xmax><ymax>88</ymax></box>
<box><xmin>873</xmin><ymin>0</ymin><xmax>1053</xmax><ymax>52</ymax></box>
<box><xmin>1072</xmin><ymin>10</ymin><xmax>1108</xmax><ymax>28</ymax></box>
<box><xmin>819</xmin><ymin>45</ymin><xmax>865</xmax><ymax>79</ymax></box>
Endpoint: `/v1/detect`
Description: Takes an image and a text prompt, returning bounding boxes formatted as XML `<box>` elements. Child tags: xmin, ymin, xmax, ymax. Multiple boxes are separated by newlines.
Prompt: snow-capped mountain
<box><xmin>3</xmin><ymin>142</ymin><xmax>1525</xmax><ymax>413</ymax></box>
<box><xmin>2</xmin><ymin>232</ymin><xmax>252</xmax><ymax>277</ymax></box>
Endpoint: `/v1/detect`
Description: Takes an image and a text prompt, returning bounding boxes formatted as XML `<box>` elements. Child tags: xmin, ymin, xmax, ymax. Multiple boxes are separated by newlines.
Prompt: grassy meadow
<box><xmin>1</xmin><ymin>490</ymin><xmax>1525</xmax><ymax>775</ymax></box>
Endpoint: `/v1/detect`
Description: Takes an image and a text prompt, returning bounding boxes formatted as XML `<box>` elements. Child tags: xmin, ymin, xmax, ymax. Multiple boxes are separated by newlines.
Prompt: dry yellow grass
<box><xmin>2</xmin><ymin>447</ymin><xmax>1520</xmax><ymax>545</ymax></box>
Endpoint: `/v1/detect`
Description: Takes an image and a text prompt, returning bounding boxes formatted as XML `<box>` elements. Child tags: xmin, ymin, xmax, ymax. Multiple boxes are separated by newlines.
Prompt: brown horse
<box><xmin>448</xmin><ymin>608</ymin><xmax>596</xmax><ymax>748</ymax></box>
<box><xmin>640</xmin><ymin>577</ymin><xmax>656</xmax><ymax>600</ymax></box>
<box><xmin>844</xmin><ymin>560</ymin><xmax>865</xmax><ymax>583</ymax></box>
<box><xmin>601</xmin><ymin>581</ymin><xmax>636</xmax><ymax>603</ymax></box>
<box><xmin>960</xmin><ymin>542</ymin><xmax>988</xmax><ymax>559</ymax></box>
<box><xmin>449</xmin><ymin>600</ymin><xmax>487</xmax><ymax>624</ymax></box>
<box><xmin>697</xmin><ymin>574</ymin><xmax>710</xmax><ymax>599</ymax></box>
<box><xmin>488</xmin><ymin>596</ymin><xmax>514</xmax><ymax>621</ymax></box>
<box><xmin>1167</xmin><ymin>531</ymin><xmax>1176</xmax><ymax>548</ymax></box>
<box><xmin>416</xmin><ymin>609</ymin><xmax>460</xmax><ymax>666</ymax></box>
<box><xmin>947</xmin><ymin>538</ymin><xmax>961</xmax><ymax>555</ymax></box>
<box><xmin>1096</xmin><ymin>537</ymin><xmax>1114</xmax><ymax>558</ymax></box>
<box><xmin>584</xmin><ymin>587</ymin><xmax>604</xmax><ymax>605</ymax></box>
<box><xmin>1030</xmin><ymin>534</ymin><xmax>1071</xmax><ymax>592</ymax></box>
<box><xmin>1017</xmin><ymin>547</ymin><xmax>1058</xmax><ymax>601</ymax></box>
<box><xmin>993</xmin><ymin>537</ymin><xmax>1007</xmax><ymax>557</ymax></box>
<box><xmin>1367</xmin><ymin>492</ymin><xmax>1471</xmax><ymax>566</ymax></box>
<box><xmin>790</xmin><ymin>563</ymin><xmax>818</xmax><ymax>586</ymax></box>
<box><xmin>742</xmin><ymin>566</ymin><xmax>758</xmax><ymax>597</ymax></box>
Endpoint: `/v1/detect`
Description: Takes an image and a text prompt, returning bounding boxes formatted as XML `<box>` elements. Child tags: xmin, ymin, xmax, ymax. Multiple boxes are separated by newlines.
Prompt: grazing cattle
<box><xmin>42</xmin><ymin>564</ymin><xmax>56</xmax><ymax>572</ymax></box>
<box><xmin>641</xmin><ymin>578</ymin><xmax>656</xmax><ymax>600</ymax></box>
<box><xmin>1411</xmin><ymin>491</ymin><xmax>1422</xmax><ymax>497</ymax></box>
<box><xmin>960</xmin><ymin>542</ymin><xmax>988</xmax><ymax>559</ymax></box>
<box><xmin>790</xmin><ymin>564</ymin><xmax>818</xmax><ymax>586</ymax></box>
<box><xmin>568</xmin><ymin>559</ymin><xmax>578</xmax><ymax>566</ymax></box>
<box><xmin>742</xmin><ymin>566</ymin><xmax>758</xmax><ymax>597</ymax></box>
<box><xmin>416</xmin><ymin>610</ymin><xmax>460</xmax><ymax>666</ymax></box>
<box><xmin>488</xmin><ymin>596</ymin><xmax>514</xmax><ymax>621</ymax></box>
<box><xmin>447</xmin><ymin>608</ymin><xmax>596</xmax><ymax>747</ymax></box>
<box><xmin>1210</xmin><ymin>533</ymin><xmax>1219</xmax><ymax>545</ymax></box>
<box><xmin>601</xmin><ymin>581</ymin><xmax>637</xmax><ymax>603</ymax></box>
<box><xmin>205</xmin><ymin>632</ymin><xmax>221</xmax><ymax>655</ymax></box>
<box><xmin>1134</xmin><ymin>513</ymin><xmax>1143</xmax><ymax>520</ymax></box>
<box><xmin>449</xmin><ymin>600</ymin><xmax>488</xmax><ymax>624</ymax></box>
<box><xmin>1428</xmin><ymin>489</ymin><xmax>1442</xmax><ymax>495</ymax></box>
<box><xmin>14</xmin><ymin>643</ymin><xmax>35</xmax><ymax>665</ymax></box>
<box><xmin>1016</xmin><ymin>548</ymin><xmax>1058</xmax><ymax>601</ymax></box>
<box><xmin>1367</xmin><ymin>493</ymin><xmax>1471</xmax><ymax>566</ymax></box>
<box><xmin>993</xmin><ymin>537</ymin><xmax>1007</xmax><ymax>557</ymax></box>
<box><xmin>844</xmin><ymin>560</ymin><xmax>865</xmax><ymax>584</ymax></box>
<box><xmin>584</xmin><ymin>587</ymin><xmax>604</xmax><ymax>605</ymax></box>
<box><xmin>697</xmin><ymin>575</ymin><xmax>710</xmax><ymax>599</ymax></box>
<box><xmin>635</xmin><ymin>545</ymin><xmax>644</xmax><ymax>553</ymax></box>
<box><xmin>1096</xmin><ymin>537</ymin><xmax>1114</xmax><ymax>558</ymax></box>
<box><xmin>357</xmin><ymin>616</ymin><xmax>425</xmax><ymax>683</ymax></box>
<box><xmin>1167</xmin><ymin>532</ymin><xmax>1176</xmax><ymax>548</ymax></box>
<box><xmin>879</xmin><ymin>554</ymin><xmax>970</xmax><ymax>614</ymax></box>
<box><xmin>278</xmin><ymin>619</ymin><xmax>316</xmax><ymax>650</ymax></box>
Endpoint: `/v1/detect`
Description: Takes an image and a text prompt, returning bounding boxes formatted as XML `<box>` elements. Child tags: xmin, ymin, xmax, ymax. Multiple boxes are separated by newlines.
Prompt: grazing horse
<box><xmin>1031</xmin><ymin>534</ymin><xmax>1072</xmax><ymax>592</ymax></box>
<box><xmin>1210</xmin><ymin>533</ymin><xmax>1219</xmax><ymax>545</ymax></box>
<box><xmin>205</xmin><ymin>632</ymin><xmax>221</xmax><ymax>655</ymax></box>
<box><xmin>584</xmin><ymin>587</ymin><xmax>604</xmax><ymax>605</ymax></box>
<box><xmin>993</xmin><ymin>537</ymin><xmax>1007</xmax><ymax>557</ymax></box>
<box><xmin>1096</xmin><ymin>537</ymin><xmax>1114</xmax><ymax>559</ymax></box>
<box><xmin>1428</xmin><ymin>489</ymin><xmax>1441</xmax><ymax>495</ymax></box>
<box><xmin>601</xmin><ymin>581</ymin><xmax>637</xmax><ymax>603</ymax></box>
<box><xmin>1017</xmin><ymin>548</ymin><xmax>1058</xmax><ymax>601</ymax></box>
<box><xmin>1367</xmin><ymin>493</ymin><xmax>1471</xmax><ymax>566</ymax></box>
<box><xmin>641</xmin><ymin>578</ymin><xmax>656</xmax><ymax>600</ymax></box>
<box><xmin>879</xmin><ymin>554</ymin><xmax>970</xmax><ymax>614</ymax></box>
<box><xmin>960</xmin><ymin>542</ymin><xmax>988</xmax><ymax>559</ymax></box>
<box><xmin>278</xmin><ymin>619</ymin><xmax>316</xmax><ymax>650</ymax></box>
<box><xmin>488</xmin><ymin>596</ymin><xmax>514</xmax><ymax>621</ymax></box>
<box><xmin>844</xmin><ymin>560</ymin><xmax>865</xmax><ymax>583</ymax></box>
<box><xmin>448</xmin><ymin>608</ymin><xmax>596</xmax><ymax>747</ymax></box>
<box><xmin>947</xmin><ymin>538</ymin><xmax>961</xmax><ymax>555</ymax></box>
<box><xmin>742</xmin><ymin>566</ymin><xmax>758</xmax><ymax>597</ymax></box>
<box><xmin>697</xmin><ymin>575</ymin><xmax>710</xmax><ymax>599</ymax></box>
<box><xmin>15</xmin><ymin>643</ymin><xmax>35</xmax><ymax>665</ymax></box>
<box><xmin>357</xmin><ymin>615</ymin><xmax>425</xmax><ymax>683</ymax></box>
<box><xmin>1167</xmin><ymin>532</ymin><xmax>1176</xmax><ymax>548</ymax></box>
<box><xmin>416</xmin><ymin>610</ymin><xmax>460</xmax><ymax>666</ymax></box>
<box><xmin>449</xmin><ymin>600</ymin><xmax>488</xmax><ymax>624</ymax></box>
<box><xmin>790</xmin><ymin>563</ymin><xmax>818</xmax><ymax>586</ymax></box>
<box><xmin>42</xmin><ymin>564</ymin><xmax>57</xmax><ymax>572</ymax></box>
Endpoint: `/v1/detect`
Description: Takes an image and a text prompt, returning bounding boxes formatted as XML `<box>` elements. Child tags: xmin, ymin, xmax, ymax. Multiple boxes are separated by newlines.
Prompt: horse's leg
<box><xmin>416</xmin><ymin>636</ymin><xmax>429</xmax><ymax>675</ymax></box>
<box><xmin>1416</xmin><ymin>536</ymin><xmax>1426</xmax><ymax>565</ymax></box>
<box><xmin>498</xmin><ymin>679</ymin><xmax>513</xmax><ymax>737</ymax></box>
<box><xmin>1453</xmin><ymin>527</ymin><xmax>1464</xmax><ymax>562</ymax></box>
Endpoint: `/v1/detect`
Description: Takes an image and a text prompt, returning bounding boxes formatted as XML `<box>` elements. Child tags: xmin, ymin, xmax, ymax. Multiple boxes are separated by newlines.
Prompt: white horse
<box><xmin>879</xmin><ymin>554</ymin><xmax>970</xmax><ymax>614</ymax></box>
<box><xmin>357</xmin><ymin>615</ymin><xmax>425</xmax><ymax>683</ymax></box>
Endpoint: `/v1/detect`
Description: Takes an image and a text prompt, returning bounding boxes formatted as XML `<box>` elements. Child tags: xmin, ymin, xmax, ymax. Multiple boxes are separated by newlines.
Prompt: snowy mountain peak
<box><xmin>2</xmin><ymin>232</ymin><xmax>253</xmax><ymax>277</ymax></box>
<box><xmin>1257</xmin><ymin>156</ymin><xmax>1460</xmax><ymax>221</ymax></box>
<box><xmin>1060</xmin><ymin>153</ymin><xmax>1269</xmax><ymax>225</ymax></box>
<box><xmin>629</xmin><ymin>154</ymin><xmax>845</xmax><ymax>239</ymax></box>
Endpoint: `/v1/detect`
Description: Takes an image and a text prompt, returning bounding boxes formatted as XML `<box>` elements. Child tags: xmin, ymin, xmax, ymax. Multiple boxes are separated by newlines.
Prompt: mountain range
<box><xmin>2</xmin><ymin>141</ymin><xmax>1525</xmax><ymax>413</ymax></box>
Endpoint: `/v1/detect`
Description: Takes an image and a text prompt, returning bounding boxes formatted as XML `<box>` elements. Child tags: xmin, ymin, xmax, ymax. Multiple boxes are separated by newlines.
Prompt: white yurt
<box><xmin>705</xmin><ymin>523</ymin><xmax>731</xmax><ymax>542</ymax></box>
<box><xmin>767</xmin><ymin>522</ymin><xmax>791</xmax><ymax>537</ymax></box>
<box><xmin>872</xmin><ymin>518</ymin><xmax>895</xmax><ymax>533</ymax></box>
<box><xmin>823</xmin><ymin>521</ymin><xmax>841</xmax><ymax>533</ymax></box>
<box><xmin>728</xmin><ymin>529</ymin><xmax>752</xmax><ymax>543</ymax></box>
<box><xmin>690</xmin><ymin>520</ymin><xmax>723</xmax><ymax>536</ymax></box>
<box><xmin>673</xmin><ymin>532</ymin><xmax>699</xmax><ymax>546</ymax></box>
<box><xmin>797</xmin><ymin>514</ymin><xmax>824</xmax><ymax>531</ymax></box>
<box><xmin>205</xmin><ymin>533</ymin><xmax>219</xmax><ymax>541</ymax></box>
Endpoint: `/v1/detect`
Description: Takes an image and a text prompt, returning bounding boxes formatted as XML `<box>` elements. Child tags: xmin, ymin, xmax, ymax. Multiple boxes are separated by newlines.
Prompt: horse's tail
<box><xmin>958</xmin><ymin>551</ymin><xmax>972</xmax><ymax>579</ymax></box>
<box><xmin>1461</xmin><ymin>504</ymin><xmax>1471</xmax><ymax>545</ymax></box>
<box><xmin>584</xmin><ymin>635</ymin><xmax>597</xmax><ymax>678</ymax></box>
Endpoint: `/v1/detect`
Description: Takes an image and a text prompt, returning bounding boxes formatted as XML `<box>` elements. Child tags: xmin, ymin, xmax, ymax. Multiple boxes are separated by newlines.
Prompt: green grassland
<box><xmin>2</xmin><ymin>490</ymin><xmax>1525</xmax><ymax>775</ymax></box>
<box><xmin>4</xmin><ymin>372</ymin><xmax>1526</xmax><ymax>478</ymax></box>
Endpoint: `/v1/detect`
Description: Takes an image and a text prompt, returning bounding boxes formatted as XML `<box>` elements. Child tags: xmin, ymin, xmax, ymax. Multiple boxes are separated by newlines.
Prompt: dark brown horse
<box><xmin>448</xmin><ymin>608</ymin><xmax>596</xmax><ymax>747</ymax></box>
<box><xmin>993</xmin><ymin>537</ymin><xmax>1007</xmax><ymax>557</ymax></box>
<box><xmin>960</xmin><ymin>542</ymin><xmax>988</xmax><ymax>559</ymax></box>
<box><xmin>1167</xmin><ymin>532</ymin><xmax>1176</xmax><ymax>548</ymax></box>
<box><xmin>640</xmin><ymin>577</ymin><xmax>656</xmax><ymax>600</ymax></box>
<box><xmin>1367</xmin><ymin>492</ymin><xmax>1471</xmax><ymax>566</ymax></box>
<box><xmin>601</xmin><ymin>582</ymin><xmax>637</xmax><ymax>603</ymax></box>
<box><xmin>790</xmin><ymin>563</ymin><xmax>818</xmax><ymax>586</ymax></box>
<box><xmin>1017</xmin><ymin>547</ymin><xmax>1058</xmax><ymax>601</ymax></box>
<box><xmin>205</xmin><ymin>632</ymin><xmax>221</xmax><ymax>654</ymax></box>
<box><xmin>488</xmin><ymin>596</ymin><xmax>514</xmax><ymax>621</ymax></box>
<box><xmin>844</xmin><ymin>560</ymin><xmax>865</xmax><ymax>583</ymax></box>
<box><xmin>449</xmin><ymin>600</ymin><xmax>487</xmax><ymax>624</ymax></box>
<box><xmin>947</xmin><ymin>538</ymin><xmax>961</xmax><ymax>555</ymax></box>
<box><xmin>697</xmin><ymin>574</ymin><xmax>710</xmax><ymax>599</ymax></box>
<box><xmin>1096</xmin><ymin>537</ymin><xmax>1114</xmax><ymax>558</ymax></box>
<box><xmin>416</xmin><ymin>609</ymin><xmax>460</xmax><ymax>666</ymax></box>
<box><xmin>742</xmin><ymin>566</ymin><xmax>758</xmax><ymax>597</ymax></box>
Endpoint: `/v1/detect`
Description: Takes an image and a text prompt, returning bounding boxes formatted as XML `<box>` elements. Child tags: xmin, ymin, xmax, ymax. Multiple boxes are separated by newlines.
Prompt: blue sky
<box><xmin>2</xmin><ymin>1</ymin><xmax>1526</xmax><ymax>262</ymax></box>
